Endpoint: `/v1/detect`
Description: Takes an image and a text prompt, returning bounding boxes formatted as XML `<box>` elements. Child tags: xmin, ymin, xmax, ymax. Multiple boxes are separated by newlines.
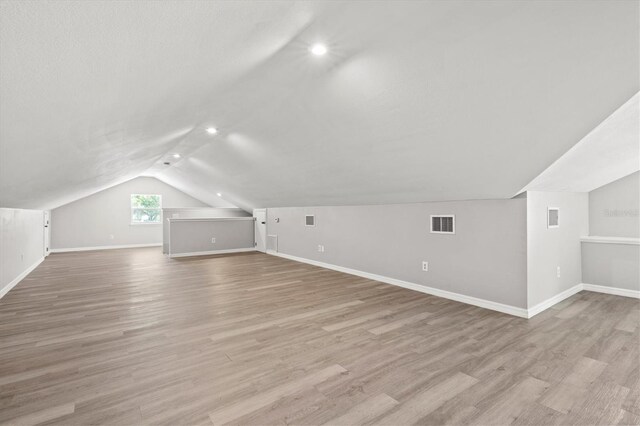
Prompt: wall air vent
<box><xmin>267</xmin><ymin>235</ymin><xmax>278</xmax><ymax>252</ymax></box>
<box><xmin>547</xmin><ymin>207</ymin><xmax>559</xmax><ymax>228</ymax></box>
<box><xmin>430</xmin><ymin>215</ymin><xmax>455</xmax><ymax>234</ymax></box>
<box><xmin>305</xmin><ymin>215</ymin><xmax>315</xmax><ymax>227</ymax></box>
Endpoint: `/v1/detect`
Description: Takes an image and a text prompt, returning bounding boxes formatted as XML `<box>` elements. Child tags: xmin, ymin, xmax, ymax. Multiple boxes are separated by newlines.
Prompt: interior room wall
<box><xmin>162</xmin><ymin>208</ymin><xmax>250</xmax><ymax>253</ymax></box>
<box><xmin>267</xmin><ymin>199</ymin><xmax>528</xmax><ymax>310</ymax></box>
<box><xmin>0</xmin><ymin>208</ymin><xmax>45</xmax><ymax>298</ymax></box>
<box><xmin>582</xmin><ymin>171</ymin><xmax>640</xmax><ymax>293</ymax></box>
<box><xmin>581</xmin><ymin>243</ymin><xmax>639</xmax><ymax>292</ymax></box>
<box><xmin>168</xmin><ymin>218</ymin><xmax>255</xmax><ymax>256</ymax></box>
<box><xmin>526</xmin><ymin>191</ymin><xmax>589</xmax><ymax>308</ymax></box>
<box><xmin>51</xmin><ymin>177</ymin><xmax>211</xmax><ymax>251</ymax></box>
<box><xmin>589</xmin><ymin>171</ymin><xmax>640</xmax><ymax>237</ymax></box>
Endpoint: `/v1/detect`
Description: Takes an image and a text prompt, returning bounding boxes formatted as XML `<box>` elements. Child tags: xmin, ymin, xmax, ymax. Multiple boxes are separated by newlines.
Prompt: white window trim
<box><xmin>547</xmin><ymin>207</ymin><xmax>559</xmax><ymax>229</ymax></box>
<box><xmin>430</xmin><ymin>214</ymin><xmax>456</xmax><ymax>234</ymax></box>
<box><xmin>305</xmin><ymin>215</ymin><xmax>315</xmax><ymax>227</ymax></box>
<box><xmin>130</xmin><ymin>194</ymin><xmax>163</xmax><ymax>225</ymax></box>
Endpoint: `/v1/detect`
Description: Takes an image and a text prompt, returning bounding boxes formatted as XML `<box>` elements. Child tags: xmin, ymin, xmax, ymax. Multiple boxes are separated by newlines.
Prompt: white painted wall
<box><xmin>168</xmin><ymin>218</ymin><xmax>255</xmax><ymax>257</ymax></box>
<box><xmin>582</xmin><ymin>171</ymin><xmax>640</xmax><ymax>292</ymax></box>
<box><xmin>589</xmin><ymin>171</ymin><xmax>640</xmax><ymax>238</ymax></box>
<box><xmin>51</xmin><ymin>177</ymin><xmax>211</xmax><ymax>250</ymax></box>
<box><xmin>582</xmin><ymin>243</ymin><xmax>639</xmax><ymax>292</ymax></box>
<box><xmin>0</xmin><ymin>208</ymin><xmax>45</xmax><ymax>298</ymax></box>
<box><xmin>162</xmin><ymin>207</ymin><xmax>250</xmax><ymax>253</ymax></box>
<box><xmin>267</xmin><ymin>199</ymin><xmax>528</xmax><ymax>310</ymax></box>
<box><xmin>526</xmin><ymin>191</ymin><xmax>589</xmax><ymax>308</ymax></box>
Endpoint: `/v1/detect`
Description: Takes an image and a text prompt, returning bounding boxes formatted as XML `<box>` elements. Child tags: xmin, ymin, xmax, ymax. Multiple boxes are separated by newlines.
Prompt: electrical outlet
<box><xmin>557</xmin><ymin>266</ymin><xmax>561</xmax><ymax>278</ymax></box>
<box><xmin>211</xmin><ymin>237</ymin><xmax>216</xmax><ymax>244</ymax></box>
<box><xmin>422</xmin><ymin>261</ymin><xmax>428</xmax><ymax>272</ymax></box>
<box><xmin>318</xmin><ymin>245</ymin><xmax>325</xmax><ymax>252</ymax></box>
<box><xmin>109</xmin><ymin>234</ymin><xmax>114</xmax><ymax>240</ymax></box>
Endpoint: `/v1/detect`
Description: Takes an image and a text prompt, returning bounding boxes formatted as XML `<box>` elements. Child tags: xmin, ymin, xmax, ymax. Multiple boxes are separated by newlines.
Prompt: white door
<box><xmin>43</xmin><ymin>211</ymin><xmax>50</xmax><ymax>256</ymax></box>
<box><xmin>254</xmin><ymin>209</ymin><xmax>267</xmax><ymax>253</ymax></box>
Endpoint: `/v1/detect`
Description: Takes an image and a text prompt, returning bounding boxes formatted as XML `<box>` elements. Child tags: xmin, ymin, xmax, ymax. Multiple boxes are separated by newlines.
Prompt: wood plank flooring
<box><xmin>0</xmin><ymin>248</ymin><xmax>638</xmax><ymax>425</ymax></box>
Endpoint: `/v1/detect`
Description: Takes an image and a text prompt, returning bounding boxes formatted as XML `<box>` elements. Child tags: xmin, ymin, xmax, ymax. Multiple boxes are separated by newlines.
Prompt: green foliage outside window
<box><xmin>131</xmin><ymin>194</ymin><xmax>161</xmax><ymax>223</ymax></box>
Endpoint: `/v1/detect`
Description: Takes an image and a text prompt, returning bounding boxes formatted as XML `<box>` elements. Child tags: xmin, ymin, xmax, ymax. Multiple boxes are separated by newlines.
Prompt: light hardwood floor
<box><xmin>0</xmin><ymin>248</ymin><xmax>638</xmax><ymax>425</ymax></box>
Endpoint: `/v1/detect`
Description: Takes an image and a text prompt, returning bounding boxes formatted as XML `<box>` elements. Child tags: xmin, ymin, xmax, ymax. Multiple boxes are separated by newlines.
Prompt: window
<box><xmin>430</xmin><ymin>215</ymin><xmax>455</xmax><ymax>234</ymax></box>
<box><xmin>547</xmin><ymin>207</ymin><xmax>559</xmax><ymax>228</ymax></box>
<box><xmin>305</xmin><ymin>215</ymin><xmax>315</xmax><ymax>227</ymax></box>
<box><xmin>131</xmin><ymin>194</ymin><xmax>162</xmax><ymax>224</ymax></box>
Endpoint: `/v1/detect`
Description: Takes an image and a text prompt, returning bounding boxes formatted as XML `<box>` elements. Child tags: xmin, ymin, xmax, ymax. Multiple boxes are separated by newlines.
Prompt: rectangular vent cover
<box><xmin>431</xmin><ymin>215</ymin><xmax>455</xmax><ymax>234</ymax></box>
<box><xmin>548</xmin><ymin>207</ymin><xmax>559</xmax><ymax>228</ymax></box>
<box><xmin>267</xmin><ymin>235</ymin><xmax>278</xmax><ymax>252</ymax></box>
<box><xmin>305</xmin><ymin>215</ymin><xmax>315</xmax><ymax>227</ymax></box>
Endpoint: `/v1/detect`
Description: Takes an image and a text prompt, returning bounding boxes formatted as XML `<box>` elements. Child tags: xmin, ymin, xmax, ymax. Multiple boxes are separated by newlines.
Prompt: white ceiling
<box><xmin>520</xmin><ymin>93</ymin><xmax>639</xmax><ymax>194</ymax></box>
<box><xmin>1</xmin><ymin>1</ymin><xmax>638</xmax><ymax>212</ymax></box>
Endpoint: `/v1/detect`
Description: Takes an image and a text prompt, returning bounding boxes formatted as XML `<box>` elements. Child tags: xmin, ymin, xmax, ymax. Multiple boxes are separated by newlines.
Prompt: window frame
<box><xmin>430</xmin><ymin>214</ymin><xmax>456</xmax><ymax>234</ymax></box>
<box><xmin>130</xmin><ymin>194</ymin><xmax>163</xmax><ymax>225</ymax></box>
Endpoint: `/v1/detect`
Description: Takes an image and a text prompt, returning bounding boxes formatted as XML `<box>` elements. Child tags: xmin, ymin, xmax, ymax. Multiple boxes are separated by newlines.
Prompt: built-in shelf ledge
<box><xmin>581</xmin><ymin>236</ymin><xmax>640</xmax><ymax>246</ymax></box>
<box><xmin>167</xmin><ymin>217</ymin><xmax>254</xmax><ymax>223</ymax></box>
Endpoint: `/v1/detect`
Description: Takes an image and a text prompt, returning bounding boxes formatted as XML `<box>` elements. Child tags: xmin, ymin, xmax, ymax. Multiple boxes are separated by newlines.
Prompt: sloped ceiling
<box><xmin>1</xmin><ymin>1</ymin><xmax>638</xmax><ymax>212</ymax></box>
<box><xmin>520</xmin><ymin>93</ymin><xmax>640</xmax><ymax>194</ymax></box>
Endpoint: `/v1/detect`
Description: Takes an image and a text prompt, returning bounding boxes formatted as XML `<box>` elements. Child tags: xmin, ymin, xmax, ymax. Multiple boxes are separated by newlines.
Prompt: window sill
<box><xmin>130</xmin><ymin>222</ymin><xmax>162</xmax><ymax>226</ymax></box>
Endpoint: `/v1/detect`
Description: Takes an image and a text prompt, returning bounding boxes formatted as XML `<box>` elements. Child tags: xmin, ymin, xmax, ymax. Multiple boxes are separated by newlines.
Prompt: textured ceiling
<box><xmin>521</xmin><ymin>93</ymin><xmax>639</xmax><ymax>194</ymax></box>
<box><xmin>1</xmin><ymin>1</ymin><xmax>638</xmax><ymax>212</ymax></box>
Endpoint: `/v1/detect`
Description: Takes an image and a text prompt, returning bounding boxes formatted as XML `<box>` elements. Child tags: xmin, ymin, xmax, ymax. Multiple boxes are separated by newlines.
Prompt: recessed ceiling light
<box><xmin>310</xmin><ymin>43</ymin><xmax>327</xmax><ymax>56</ymax></box>
<box><xmin>216</xmin><ymin>192</ymin><xmax>222</xmax><ymax>197</ymax></box>
<box><xmin>172</xmin><ymin>153</ymin><xmax>181</xmax><ymax>159</ymax></box>
<box><xmin>206</xmin><ymin>127</ymin><xmax>218</xmax><ymax>135</ymax></box>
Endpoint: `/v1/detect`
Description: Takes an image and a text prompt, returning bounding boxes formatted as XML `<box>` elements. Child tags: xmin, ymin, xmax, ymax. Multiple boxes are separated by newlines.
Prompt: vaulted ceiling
<box><xmin>1</xmin><ymin>1</ymin><xmax>638</xmax><ymax>212</ymax></box>
<box><xmin>521</xmin><ymin>93</ymin><xmax>639</xmax><ymax>194</ymax></box>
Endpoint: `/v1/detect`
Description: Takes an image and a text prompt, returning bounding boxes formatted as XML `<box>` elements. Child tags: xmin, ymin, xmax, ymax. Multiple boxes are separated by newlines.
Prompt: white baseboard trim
<box><xmin>0</xmin><ymin>256</ymin><xmax>44</xmax><ymax>300</ymax></box>
<box><xmin>268</xmin><ymin>253</ymin><xmax>640</xmax><ymax>318</ymax></box>
<box><xmin>50</xmin><ymin>243</ymin><xmax>162</xmax><ymax>253</ymax></box>
<box><xmin>582</xmin><ymin>283</ymin><xmax>640</xmax><ymax>299</ymax></box>
<box><xmin>169</xmin><ymin>248</ymin><xmax>256</xmax><ymax>258</ymax></box>
<box><xmin>527</xmin><ymin>284</ymin><xmax>584</xmax><ymax>318</ymax></box>
<box><xmin>270</xmin><ymin>252</ymin><xmax>529</xmax><ymax>318</ymax></box>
